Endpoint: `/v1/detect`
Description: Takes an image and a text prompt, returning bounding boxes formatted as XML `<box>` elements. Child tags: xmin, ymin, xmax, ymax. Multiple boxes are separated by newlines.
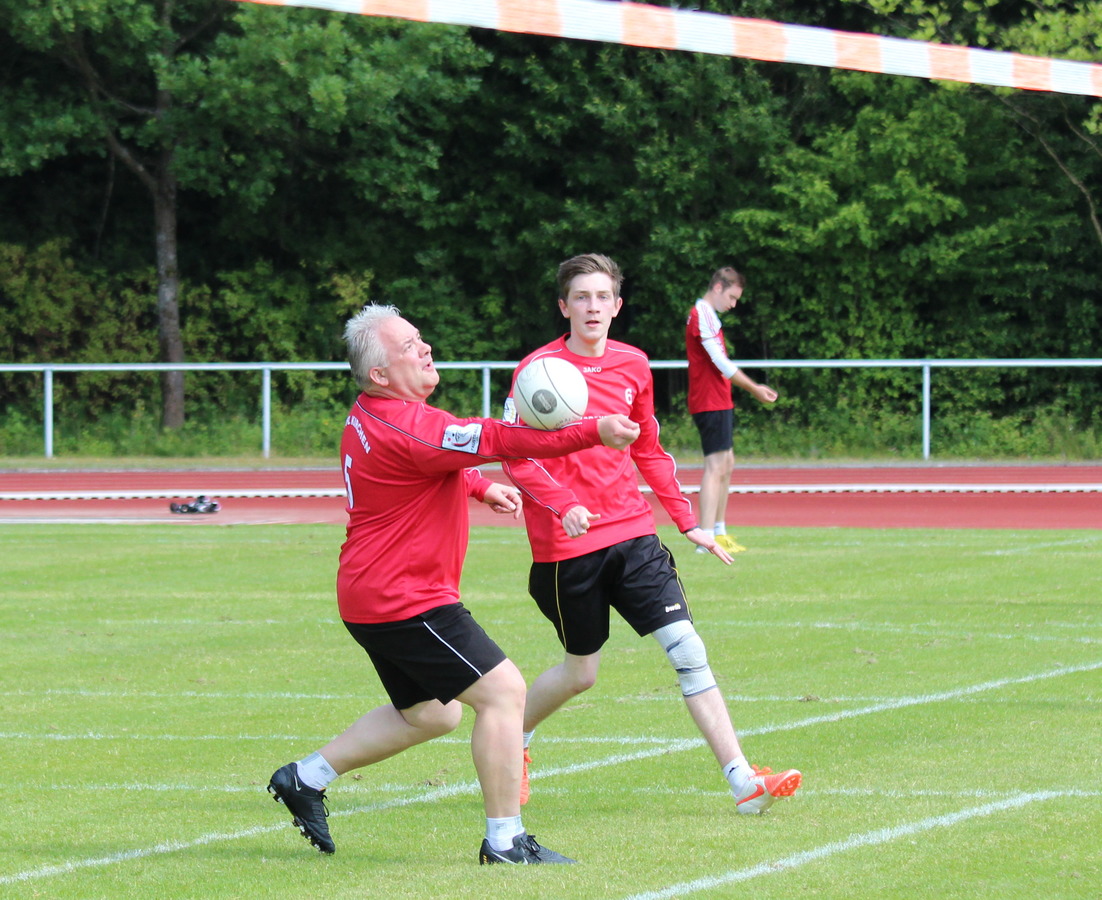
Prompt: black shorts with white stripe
<box><xmin>343</xmin><ymin>603</ymin><xmax>507</xmax><ymax>709</ymax></box>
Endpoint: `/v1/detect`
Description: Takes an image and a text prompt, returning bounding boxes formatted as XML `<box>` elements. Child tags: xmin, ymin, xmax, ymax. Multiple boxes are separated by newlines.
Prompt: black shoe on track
<box><xmin>267</xmin><ymin>763</ymin><xmax>335</xmax><ymax>854</ymax></box>
<box><xmin>479</xmin><ymin>832</ymin><xmax>576</xmax><ymax>865</ymax></box>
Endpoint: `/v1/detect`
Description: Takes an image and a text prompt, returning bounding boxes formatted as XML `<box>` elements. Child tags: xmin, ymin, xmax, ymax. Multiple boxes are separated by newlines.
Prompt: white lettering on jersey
<box><xmin>343</xmin><ymin>453</ymin><xmax>355</xmax><ymax>508</ymax></box>
<box><xmin>443</xmin><ymin>423</ymin><xmax>484</xmax><ymax>454</ymax></box>
<box><xmin>625</xmin><ymin>388</ymin><xmax>635</xmax><ymax>405</ymax></box>
<box><xmin>347</xmin><ymin>415</ymin><xmax>370</xmax><ymax>453</ymax></box>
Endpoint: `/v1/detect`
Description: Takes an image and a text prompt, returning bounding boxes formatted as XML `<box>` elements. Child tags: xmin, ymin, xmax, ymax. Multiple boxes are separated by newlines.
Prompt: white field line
<box><xmin>0</xmin><ymin>745</ymin><xmax>685</xmax><ymax>887</ymax></box>
<box><xmin>5</xmin><ymin>659</ymin><xmax>1102</xmax><ymax>743</ymax></box>
<box><xmin>5</xmin><ymin>483</ymin><xmax>1101</xmax><ymax>501</ymax></box>
<box><xmin>735</xmin><ymin>658</ymin><xmax>1102</xmax><ymax>738</ymax></box>
<box><xmin>798</xmin><ymin>620</ymin><xmax>1102</xmax><ymax>646</ymax></box>
<box><xmin>981</xmin><ymin>536</ymin><xmax>1102</xmax><ymax>554</ymax></box>
<box><xmin>628</xmin><ymin>784</ymin><xmax>1102</xmax><ymax>802</ymax></box>
<box><xmin>619</xmin><ymin>790</ymin><xmax>1084</xmax><ymax>900</ymax></box>
<box><xmin>4</xmin><ymin>615</ymin><xmax>1096</xmax><ymax>638</ymax></box>
<box><xmin>772</xmin><ymin>536</ymin><xmax>1102</xmax><ymax>553</ymax></box>
<box><xmin>0</xmin><ymin>731</ymin><xmax>690</xmax><ymax>744</ymax></box>
<box><xmin>698</xmin><ymin>619</ymin><xmax>1102</xmax><ymax>647</ymax></box>
<box><xmin>3</xmin><ymin>658</ymin><xmax>1099</xmax><ymax>886</ymax></box>
<box><xmin>24</xmin><ymin>781</ymin><xmax>1102</xmax><ymax>803</ymax></box>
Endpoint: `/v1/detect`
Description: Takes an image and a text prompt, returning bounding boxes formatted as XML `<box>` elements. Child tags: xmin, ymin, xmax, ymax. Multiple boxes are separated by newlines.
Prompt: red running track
<box><xmin>1</xmin><ymin>465</ymin><xmax>1099</xmax><ymax>529</ymax></box>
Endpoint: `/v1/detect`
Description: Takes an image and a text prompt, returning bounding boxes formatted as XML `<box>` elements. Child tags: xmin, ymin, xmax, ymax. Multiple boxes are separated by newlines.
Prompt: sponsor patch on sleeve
<box><xmin>442</xmin><ymin>422</ymin><xmax>484</xmax><ymax>454</ymax></box>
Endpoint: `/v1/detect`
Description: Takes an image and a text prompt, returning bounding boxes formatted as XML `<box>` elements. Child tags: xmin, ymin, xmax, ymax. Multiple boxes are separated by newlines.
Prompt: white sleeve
<box><xmin>695</xmin><ymin>302</ymin><xmax>739</xmax><ymax>380</ymax></box>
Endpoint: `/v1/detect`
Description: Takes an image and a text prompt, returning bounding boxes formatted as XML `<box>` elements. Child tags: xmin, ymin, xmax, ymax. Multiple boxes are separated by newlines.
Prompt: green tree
<box><xmin>395</xmin><ymin>31</ymin><xmax>798</xmax><ymax>360</ymax></box>
<box><xmin>847</xmin><ymin>0</ymin><xmax>1102</xmax><ymax>249</ymax></box>
<box><xmin>0</xmin><ymin>1</ymin><xmax>487</xmax><ymax>425</ymax></box>
<box><xmin>2</xmin><ymin>0</ymin><xmax>1098</xmax><ymax>442</ymax></box>
<box><xmin>1</xmin><ymin>0</ymin><xmax>228</xmax><ymax>428</ymax></box>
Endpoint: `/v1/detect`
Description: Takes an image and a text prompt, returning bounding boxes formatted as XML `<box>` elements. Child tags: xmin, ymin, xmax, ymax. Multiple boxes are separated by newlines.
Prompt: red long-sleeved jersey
<box><xmin>686</xmin><ymin>299</ymin><xmax>738</xmax><ymax>414</ymax></box>
<box><xmin>337</xmin><ymin>393</ymin><xmax>601</xmax><ymax>623</ymax></box>
<box><xmin>504</xmin><ymin>337</ymin><xmax>696</xmax><ymax>563</ymax></box>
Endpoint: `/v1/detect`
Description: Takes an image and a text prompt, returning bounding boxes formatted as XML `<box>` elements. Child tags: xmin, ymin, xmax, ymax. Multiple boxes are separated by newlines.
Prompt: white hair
<box><xmin>344</xmin><ymin>304</ymin><xmax>401</xmax><ymax>390</ymax></box>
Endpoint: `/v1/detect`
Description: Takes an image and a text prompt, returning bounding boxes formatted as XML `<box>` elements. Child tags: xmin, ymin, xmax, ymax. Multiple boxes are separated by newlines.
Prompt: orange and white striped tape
<box><xmin>235</xmin><ymin>0</ymin><xmax>1102</xmax><ymax>97</ymax></box>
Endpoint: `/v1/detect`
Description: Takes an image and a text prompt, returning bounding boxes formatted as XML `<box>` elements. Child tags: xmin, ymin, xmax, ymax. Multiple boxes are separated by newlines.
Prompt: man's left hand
<box><xmin>482</xmin><ymin>482</ymin><xmax>523</xmax><ymax>519</ymax></box>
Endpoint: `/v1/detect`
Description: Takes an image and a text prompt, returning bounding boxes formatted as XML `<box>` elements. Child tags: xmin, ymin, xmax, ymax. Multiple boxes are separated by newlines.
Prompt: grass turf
<box><xmin>1</xmin><ymin>523</ymin><xmax>1099</xmax><ymax>898</ymax></box>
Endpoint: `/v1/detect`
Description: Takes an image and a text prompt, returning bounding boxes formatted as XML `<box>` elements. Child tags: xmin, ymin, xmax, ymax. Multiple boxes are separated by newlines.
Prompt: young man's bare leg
<box><xmin>523</xmin><ymin>651</ymin><xmax>601</xmax><ymax>733</ymax></box>
<box><xmin>700</xmin><ymin>449</ymin><xmax>745</xmax><ymax>552</ymax></box>
<box><xmin>697</xmin><ymin>449</ymin><xmax>732</xmax><ymax>535</ymax></box>
<box><xmin>685</xmin><ymin>685</ymin><xmax>801</xmax><ymax>814</ymax></box>
<box><xmin>651</xmin><ymin>620</ymin><xmax>800</xmax><ymax>812</ymax></box>
<box><xmin>712</xmin><ymin>448</ymin><xmax>734</xmax><ymax>529</ymax></box>
<box><xmin>517</xmin><ymin>652</ymin><xmax>599</xmax><ymax>806</ymax></box>
<box><xmin>683</xmin><ymin>685</ymin><xmax>743</xmax><ymax>766</ymax></box>
<box><xmin>519</xmin><ymin>652</ymin><xmax>601</xmax><ymax>804</ymax></box>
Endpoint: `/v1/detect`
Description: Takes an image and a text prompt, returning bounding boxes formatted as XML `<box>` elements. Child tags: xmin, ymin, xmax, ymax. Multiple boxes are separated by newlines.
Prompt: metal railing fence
<box><xmin>0</xmin><ymin>358</ymin><xmax>1098</xmax><ymax>460</ymax></box>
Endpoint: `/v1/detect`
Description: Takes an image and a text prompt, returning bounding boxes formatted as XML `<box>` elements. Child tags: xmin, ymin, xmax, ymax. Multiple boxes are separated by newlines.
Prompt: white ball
<box><xmin>512</xmin><ymin>357</ymin><xmax>589</xmax><ymax>430</ymax></box>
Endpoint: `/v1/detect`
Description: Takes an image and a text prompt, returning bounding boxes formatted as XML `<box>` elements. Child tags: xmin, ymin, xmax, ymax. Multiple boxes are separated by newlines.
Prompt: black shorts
<box><xmin>692</xmin><ymin>408</ymin><xmax>734</xmax><ymax>455</ymax></box>
<box><xmin>343</xmin><ymin>603</ymin><xmax>507</xmax><ymax>710</ymax></box>
<box><xmin>528</xmin><ymin>534</ymin><xmax>692</xmax><ymax>657</ymax></box>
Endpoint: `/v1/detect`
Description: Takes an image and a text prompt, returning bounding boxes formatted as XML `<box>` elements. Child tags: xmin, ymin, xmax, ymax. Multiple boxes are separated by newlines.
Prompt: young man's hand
<box><xmin>752</xmin><ymin>384</ymin><xmax>778</xmax><ymax>404</ymax></box>
<box><xmin>561</xmin><ymin>504</ymin><xmax>600</xmax><ymax>538</ymax></box>
<box><xmin>482</xmin><ymin>482</ymin><xmax>523</xmax><ymax>519</ymax></box>
<box><xmin>597</xmin><ymin>414</ymin><xmax>640</xmax><ymax>450</ymax></box>
<box><xmin>684</xmin><ymin>527</ymin><xmax>733</xmax><ymax>565</ymax></box>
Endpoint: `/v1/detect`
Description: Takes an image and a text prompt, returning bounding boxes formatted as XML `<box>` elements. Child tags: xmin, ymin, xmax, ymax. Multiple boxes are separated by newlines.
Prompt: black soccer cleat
<box><xmin>168</xmin><ymin>496</ymin><xmax>220</xmax><ymax>514</ymax></box>
<box><xmin>479</xmin><ymin>832</ymin><xmax>576</xmax><ymax>865</ymax></box>
<box><xmin>268</xmin><ymin>763</ymin><xmax>335</xmax><ymax>854</ymax></box>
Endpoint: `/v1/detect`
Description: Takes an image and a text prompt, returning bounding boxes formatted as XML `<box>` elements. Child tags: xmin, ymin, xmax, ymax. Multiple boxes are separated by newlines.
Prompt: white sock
<box><xmin>723</xmin><ymin>756</ymin><xmax>754</xmax><ymax>795</ymax></box>
<box><xmin>714</xmin><ymin>522</ymin><xmax>727</xmax><ymax>536</ymax></box>
<box><xmin>522</xmin><ymin>730</ymin><xmax>536</xmax><ymax>749</ymax></box>
<box><xmin>296</xmin><ymin>751</ymin><xmax>338</xmax><ymax>791</ymax></box>
<box><xmin>486</xmin><ymin>815</ymin><xmax>525</xmax><ymax>852</ymax></box>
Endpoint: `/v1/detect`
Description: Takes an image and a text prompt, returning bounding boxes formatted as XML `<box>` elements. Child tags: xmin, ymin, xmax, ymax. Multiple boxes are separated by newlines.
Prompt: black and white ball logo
<box><xmin>531</xmin><ymin>389</ymin><xmax>559</xmax><ymax>415</ymax></box>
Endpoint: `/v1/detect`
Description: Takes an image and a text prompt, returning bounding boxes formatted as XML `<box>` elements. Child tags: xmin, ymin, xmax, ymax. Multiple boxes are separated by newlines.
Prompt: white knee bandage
<box><xmin>652</xmin><ymin>620</ymin><xmax>716</xmax><ymax>697</ymax></box>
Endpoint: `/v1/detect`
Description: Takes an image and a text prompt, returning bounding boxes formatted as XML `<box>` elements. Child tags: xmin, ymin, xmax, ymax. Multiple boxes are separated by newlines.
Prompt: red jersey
<box><xmin>685</xmin><ymin>299</ymin><xmax>738</xmax><ymax>414</ymax></box>
<box><xmin>504</xmin><ymin>337</ymin><xmax>696</xmax><ymax>563</ymax></box>
<box><xmin>337</xmin><ymin>393</ymin><xmax>601</xmax><ymax>623</ymax></box>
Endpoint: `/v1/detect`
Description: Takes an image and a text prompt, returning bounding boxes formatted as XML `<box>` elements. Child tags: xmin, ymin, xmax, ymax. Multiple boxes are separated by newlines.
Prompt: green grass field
<box><xmin>2</xmin><ymin>522</ymin><xmax>1099</xmax><ymax>899</ymax></box>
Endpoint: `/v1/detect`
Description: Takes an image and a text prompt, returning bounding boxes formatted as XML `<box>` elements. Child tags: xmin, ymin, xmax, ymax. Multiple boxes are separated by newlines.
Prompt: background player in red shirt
<box><xmin>267</xmin><ymin>304</ymin><xmax>639</xmax><ymax>865</ymax></box>
<box><xmin>504</xmin><ymin>254</ymin><xmax>801</xmax><ymax>816</ymax></box>
<box><xmin>685</xmin><ymin>267</ymin><xmax>778</xmax><ymax>553</ymax></box>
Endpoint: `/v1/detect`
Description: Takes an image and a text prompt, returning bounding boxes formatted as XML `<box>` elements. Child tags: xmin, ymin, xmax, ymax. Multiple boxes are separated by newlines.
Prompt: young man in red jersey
<box><xmin>686</xmin><ymin>267</ymin><xmax>778</xmax><ymax>553</ymax></box>
<box><xmin>504</xmin><ymin>254</ymin><xmax>800</xmax><ymax>815</ymax></box>
<box><xmin>267</xmin><ymin>304</ymin><xmax>640</xmax><ymax>865</ymax></box>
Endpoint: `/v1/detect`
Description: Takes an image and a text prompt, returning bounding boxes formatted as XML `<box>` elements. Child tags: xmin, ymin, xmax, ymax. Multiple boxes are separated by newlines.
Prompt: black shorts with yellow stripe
<box><xmin>527</xmin><ymin>534</ymin><xmax>692</xmax><ymax>656</ymax></box>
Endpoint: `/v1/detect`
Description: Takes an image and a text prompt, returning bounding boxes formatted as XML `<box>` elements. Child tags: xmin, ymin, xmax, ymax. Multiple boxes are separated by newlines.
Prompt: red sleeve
<box><xmin>630</xmin><ymin>362</ymin><xmax>698</xmax><ymax>533</ymax></box>
<box><xmin>502</xmin><ymin>454</ymin><xmax>585</xmax><ymax>520</ymax></box>
<box><xmin>464</xmin><ymin>468</ymin><xmax>492</xmax><ymax>502</ymax></box>
<box><xmin>357</xmin><ymin>398</ymin><xmax>602</xmax><ymax>475</ymax></box>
